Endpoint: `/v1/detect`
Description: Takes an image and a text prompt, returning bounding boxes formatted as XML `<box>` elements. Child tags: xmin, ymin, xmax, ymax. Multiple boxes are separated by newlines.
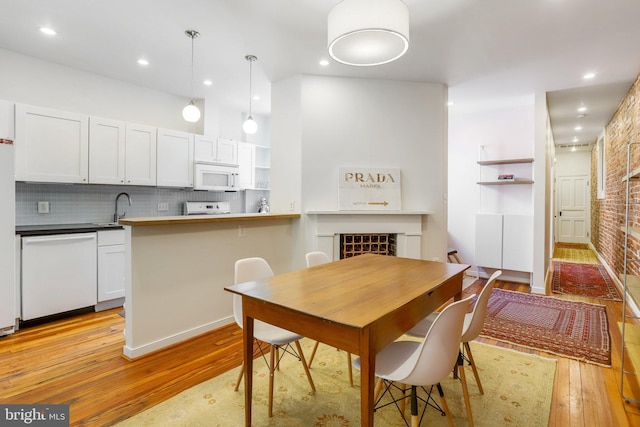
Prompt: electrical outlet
<box><xmin>37</xmin><ymin>201</ymin><xmax>49</xmax><ymax>214</ymax></box>
<box><xmin>289</xmin><ymin>201</ymin><xmax>295</xmax><ymax>211</ymax></box>
<box><xmin>157</xmin><ymin>203</ymin><xmax>169</xmax><ymax>211</ymax></box>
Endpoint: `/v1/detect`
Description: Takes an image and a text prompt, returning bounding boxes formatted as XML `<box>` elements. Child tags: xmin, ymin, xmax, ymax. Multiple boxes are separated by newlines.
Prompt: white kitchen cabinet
<box><xmin>237</xmin><ymin>141</ymin><xmax>255</xmax><ymax>189</ymax></box>
<box><xmin>194</xmin><ymin>135</ymin><xmax>238</xmax><ymax>165</ymax></box>
<box><xmin>97</xmin><ymin>230</ymin><xmax>126</xmax><ymax>304</ymax></box>
<box><xmin>125</xmin><ymin>123</ymin><xmax>157</xmax><ymax>186</ymax></box>
<box><xmin>15</xmin><ymin>104</ymin><xmax>89</xmax><ymax>183</ymax></box>
<box><xmin>475</xmin><ymin>213</ymin><xmax>533</xmax><ymax>272</ymax></box>
<box><xmin>157</xmin><ymin>128</ymin><xmax>194</xmax><ymax>187</ymax></box>
<box><xmin>89</xmin><ymin>117</ymin><xmax>126</xmax><ymax>184</ymax></box>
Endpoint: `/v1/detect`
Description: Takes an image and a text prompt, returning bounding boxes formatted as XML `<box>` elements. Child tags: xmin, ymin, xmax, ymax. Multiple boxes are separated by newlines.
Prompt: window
<box><xmin>597</xmin><ymin>132</ymin><xmax>606</xmax><ymax>200</ymax></box>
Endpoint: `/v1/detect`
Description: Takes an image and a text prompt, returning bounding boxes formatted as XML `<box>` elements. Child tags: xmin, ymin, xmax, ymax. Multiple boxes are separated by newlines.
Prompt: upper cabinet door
<box><xmin>157</xmin><ymin>128</ymin><xmax>194</xmax><ymax>188</ymax></box>
<box><xmin>237</xmin><ymin>141</ymin><xmax>255</xmax><ymax>189</ymax></box>
<box><xmin>15</xmin><ymin>104</ymin><xmax>89</xmax><ymax>183</ymax></box>
<box><xmin>194</xmin><ymin>135</ymin><xmax>238</xmax><ymax>165</ymax></box>
<box><xmin>125</xmin><ymin>123</ymin><xmax>157</xmax><ymax>186</ymax></box>
<box><xmin>215</xmin><ymin>137</ymin><xmax>238</xmax><ymax>165</ymax></box>
<box><xmin>89</xmin><ymin>117</ymin><xmax>126</xmax><ymax>185</ymax></box>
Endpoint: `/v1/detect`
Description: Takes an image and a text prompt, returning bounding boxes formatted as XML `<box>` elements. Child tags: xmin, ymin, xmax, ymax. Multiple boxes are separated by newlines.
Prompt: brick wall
<box><xmin>592</xmin><ymin>74</ymin><xmax>640</xmax><ymax>279</ymax></box>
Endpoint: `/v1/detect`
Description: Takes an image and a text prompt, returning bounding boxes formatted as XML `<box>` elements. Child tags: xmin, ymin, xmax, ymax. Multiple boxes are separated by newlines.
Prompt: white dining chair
<box><xmin>353</xmin><ymin>294</ymin><xmax>475</xmax><ymax>427</ymax></box>
<box><xmin>405</xmin><ymin>270</ymin><xmax>502</xmax><ymax>427</ymax></box>
<box><xmin>233</xmin><ymin>257</ymin><xmax>316</xmax><ymax>417</ymax></box>
<box><xmin>305</xmin><ymin>251</ymin><xmax>354</xmax><ymax>386</ymax></box>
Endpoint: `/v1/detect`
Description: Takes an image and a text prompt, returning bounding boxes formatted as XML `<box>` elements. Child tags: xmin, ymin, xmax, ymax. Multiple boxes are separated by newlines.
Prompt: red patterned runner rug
<box><xmin>480</xmin><ymin>288</ymin><xmax>611</xmax><ymax>366</ymax></box>
<box><xmin>552</xmin><ymin>261</ymin><xmax>622</xmax><ymax>301</ymax></box>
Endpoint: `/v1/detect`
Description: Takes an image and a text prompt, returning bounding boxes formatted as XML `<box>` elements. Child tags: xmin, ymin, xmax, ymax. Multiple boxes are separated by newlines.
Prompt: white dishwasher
<box><xmin>21</xmin><ymin>232</ymin><xmax>97</xmax><ymax>321</ymax></box>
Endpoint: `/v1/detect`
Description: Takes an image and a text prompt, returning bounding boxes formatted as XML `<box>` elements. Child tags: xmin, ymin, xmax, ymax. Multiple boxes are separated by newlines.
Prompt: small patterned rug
<box><xmin>115</xmin><ymin>339</ymin><xmax>556</xmax><ymax>426</ymax></box>
<box><xmin>552</xmin><ymin>261</ymin><xmax>622</xmax><ymax>301</ymax></box>
<box><xmin>481</xmin><ymin>288</ymin><xmax>612</xmax><ymax>366</ymax></box>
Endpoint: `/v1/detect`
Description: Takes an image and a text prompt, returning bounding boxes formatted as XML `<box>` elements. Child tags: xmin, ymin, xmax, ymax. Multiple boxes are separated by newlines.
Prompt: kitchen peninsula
<box><xmin>118</xmin><ymin>213</ymin><xmax>300</xmax><ymax>359</ymax></box>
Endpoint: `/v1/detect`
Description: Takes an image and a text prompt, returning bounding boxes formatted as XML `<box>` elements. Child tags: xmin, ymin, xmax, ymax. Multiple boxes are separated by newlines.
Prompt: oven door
<box><xmin>194</xmin><ymin>163</ymin><xmax>238</xmax><ymax>191</ymax></box>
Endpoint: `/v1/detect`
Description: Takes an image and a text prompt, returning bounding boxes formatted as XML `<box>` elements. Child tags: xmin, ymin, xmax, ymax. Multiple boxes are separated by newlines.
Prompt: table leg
<box><xmin>360</xmin><ymin>338</ymin><xmax>375</xmax><ymax>426</ymax></box>
<box><xmin>243</xmin><ymin>310</ymin><xmax>254</xmax><ymax>426</ymax></box>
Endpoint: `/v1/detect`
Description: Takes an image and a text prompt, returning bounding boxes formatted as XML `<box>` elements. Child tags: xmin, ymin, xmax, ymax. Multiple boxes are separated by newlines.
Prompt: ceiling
<box><xmin>1</xmin><ymin>0</ymin><xmax>639</xmax><ymax>149</ymax></box>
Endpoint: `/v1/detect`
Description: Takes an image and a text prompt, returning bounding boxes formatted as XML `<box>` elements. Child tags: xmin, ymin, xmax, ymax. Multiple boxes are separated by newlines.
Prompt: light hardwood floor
<box><xmin>2</xmin><ymin>260</ymin><xmax>640</xmax><ymax>426</ymax></box>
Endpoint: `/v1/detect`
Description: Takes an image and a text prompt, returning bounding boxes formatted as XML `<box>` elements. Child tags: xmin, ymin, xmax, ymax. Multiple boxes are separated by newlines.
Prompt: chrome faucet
<box><xmin>114</xmin><ymin>192</ymin><xmax>132</xmax><ymax>223</ymax></box>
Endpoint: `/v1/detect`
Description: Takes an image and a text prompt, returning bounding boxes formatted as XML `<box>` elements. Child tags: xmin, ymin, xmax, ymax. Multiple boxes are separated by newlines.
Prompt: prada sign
<box><xmin>339</xmin><ymin>167</ymin><xmax>401</xmax><ymax>210</ymax></box>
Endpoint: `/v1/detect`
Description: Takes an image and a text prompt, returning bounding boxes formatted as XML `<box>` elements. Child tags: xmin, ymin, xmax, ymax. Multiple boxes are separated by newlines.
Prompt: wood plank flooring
<box><xmin>2</xmin><ymin>255</ymin><xmax>640</xmax><ymax>426</ymax></box>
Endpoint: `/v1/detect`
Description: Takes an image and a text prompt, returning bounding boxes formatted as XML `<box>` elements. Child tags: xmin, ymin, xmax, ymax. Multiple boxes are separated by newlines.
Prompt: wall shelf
<box><xmin>477</xmin><ymin>179</ymin><xmax>534</xmax><ymax>185</ymax></box>
<box><xmin>477</xmin><ymin>158</ymin><xmax>534</xmax><ymax>166</ymax></box>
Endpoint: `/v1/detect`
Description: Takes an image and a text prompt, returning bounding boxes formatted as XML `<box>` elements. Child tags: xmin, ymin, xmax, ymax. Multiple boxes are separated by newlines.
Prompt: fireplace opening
<box><xmin>340</xmin><ymin>233</ymin><xmax>397</xmax><ymax>259</ymax></box>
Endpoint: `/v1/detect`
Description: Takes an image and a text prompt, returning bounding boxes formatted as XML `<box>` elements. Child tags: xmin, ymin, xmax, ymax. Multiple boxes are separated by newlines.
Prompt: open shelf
<box><xmin>477</xmin><ymin>158</ymin><xmax>534</xmax><ymax>166</ymax></box>
<box><xmin>477</xmin><ymin>179</ymin><xmax>534</xmax><ymax>185</ymax></box>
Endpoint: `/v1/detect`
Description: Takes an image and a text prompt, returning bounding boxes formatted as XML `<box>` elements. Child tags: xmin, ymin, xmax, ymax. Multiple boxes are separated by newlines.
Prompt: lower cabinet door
<box><xmin>98</xmin><ymin>244</ymin><xmax>126</xmax><ymax>302</ymax></box>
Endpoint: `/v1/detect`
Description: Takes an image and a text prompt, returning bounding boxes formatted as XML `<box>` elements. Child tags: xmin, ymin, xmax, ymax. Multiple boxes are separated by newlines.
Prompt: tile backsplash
<box><xmin>16</xmin><ymin>182</ymin><xmax>270</xmax><ymax>226</ymax></box>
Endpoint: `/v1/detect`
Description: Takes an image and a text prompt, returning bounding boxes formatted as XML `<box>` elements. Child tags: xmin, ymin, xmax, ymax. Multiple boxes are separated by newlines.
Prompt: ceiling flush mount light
<box><xmin>327</xmin><ymin>0</ymin><xmax>410</xmax><ymax>66</ymax></box>
<box><xmin>39</xmin><ymin>27</ymin><xmax>56</xmax><ymax>36</ymax></box>
<box><xmin>182</xmin><ymin>30</ymin><xmax>201</xmax><ymax>123</ymax></box>
<box><xmin>242</xmin><ymin>55</ymin><xmax>258</xmax><ymax>134</ymax></box>
<box><xmin>583</xmin><ymin>72</ymin><xmax>597</xmax><ymax>80</ymax></box>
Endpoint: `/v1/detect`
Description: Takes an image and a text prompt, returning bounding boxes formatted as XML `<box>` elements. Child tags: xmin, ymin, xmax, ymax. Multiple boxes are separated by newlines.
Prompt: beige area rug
<box><xmin>117</xmin><ymin>339</ymin><xmax>556</xmax><ymax>426</ymax></box>
<box><xmin>552</xmin><ymin>247</ymin><xmax>600</xmax><ymax>264</ymax></box>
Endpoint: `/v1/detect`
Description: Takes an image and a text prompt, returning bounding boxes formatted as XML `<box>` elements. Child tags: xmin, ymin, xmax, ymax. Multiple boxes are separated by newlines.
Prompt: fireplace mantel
<box><xmin>307</xmin><ymin>210</ymin><xmax>430</xmax><ymax>260</ymax></box>
<box><xmin>306</xmin><ymin>210</ymin><xmax>433</xmax><ymax>215</ymax></box>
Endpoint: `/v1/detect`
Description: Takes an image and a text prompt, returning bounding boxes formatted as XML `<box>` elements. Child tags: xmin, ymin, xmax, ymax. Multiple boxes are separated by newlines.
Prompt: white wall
<box><xmin>448</xmin><ymin>99</ymin><xmax>536</xmax><ymax>280</ymax></box>
<box><xmin>555</xmin><ymin>151</ymin><xmax>591</xmax><ymax>175</ymax></box>
<box><xmin>271</xmin><ymin>75</ymin><xmax>448</xmax><ymax>268</ymax></box>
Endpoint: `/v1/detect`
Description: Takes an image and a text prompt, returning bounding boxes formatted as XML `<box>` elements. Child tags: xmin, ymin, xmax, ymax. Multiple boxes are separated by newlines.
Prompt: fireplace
<box><xmin>340</xmin><ymin>233</ymin><xmax>397</xmax><ymax>258</ymax></box>
<box><xmin>307</xmin><ymin>210</ymin><xmax>432</xmax><ymax>261</ymax></box>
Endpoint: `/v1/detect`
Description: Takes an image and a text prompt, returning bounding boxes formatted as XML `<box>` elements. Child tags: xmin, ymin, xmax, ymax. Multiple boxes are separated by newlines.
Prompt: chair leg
<box><xmin>436</xmin><ymin>384</ymin><xmax>455</xmax><ymax>427</ymax></box>
<box><xmin>347</xmin><ymin>352</ymin><xmax>354</xmax><ymax>386</ymax></box>
<box><xmin>268</xmin><ymin>345</ymin><xmax>276</xmax><ymax>417</ymax></box>
<box><xmin>234</xmin><ymin>362</ymin><xmax>244</xmax><ymax>392</ymax></box>
<box><xmin>308</xmin><ymin>341</ymin><xmax>320</xmax><ymax>368</ymax></box>
<box><xmin>457</xmin><ymin>352</ymin><xmax>475</xmax><ymax>427</ymax></box>
<box><xmin>464</xmin><ymin>341</ymin><xmax>484</xmax><ymax>395</ymax></box>
<box><xmin>295</xmin><ymin>340</ymin><xmax>316</xmax><ymax>394</ymax></box>
<box><xmin>410</xmin><ymin>385</ymin><xmax>419</xmax><ymax>427</ymax></box>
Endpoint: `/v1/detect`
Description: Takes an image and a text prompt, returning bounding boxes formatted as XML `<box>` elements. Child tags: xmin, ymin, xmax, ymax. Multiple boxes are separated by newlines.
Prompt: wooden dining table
<box><xmin>224</xmin><ymin>253</ymin><xmax>469</xmax><ymax>426</ymax></box>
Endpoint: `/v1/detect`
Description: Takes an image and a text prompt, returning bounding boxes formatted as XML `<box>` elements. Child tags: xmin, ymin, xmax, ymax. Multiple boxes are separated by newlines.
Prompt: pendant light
<box><xmin>182</xmin><ymin>30</ymin><xmax>201</xmax><ymax>123</ymax></box>
<box><xmin>328</xmin><ymin>0</ymin><xmax>410</xmax><ymax>67</ymax></box>
<box><xmin>242</xmin><ymin>55</ymin><xmax>258</xmax><ymax>134</ymax></box>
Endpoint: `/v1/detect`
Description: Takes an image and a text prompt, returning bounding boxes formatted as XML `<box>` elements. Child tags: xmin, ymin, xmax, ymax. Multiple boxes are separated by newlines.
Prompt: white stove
<box><xmin>184</xmin><ymin>201</ymin><xmax>231</xmax><ymax>215</ymax></box>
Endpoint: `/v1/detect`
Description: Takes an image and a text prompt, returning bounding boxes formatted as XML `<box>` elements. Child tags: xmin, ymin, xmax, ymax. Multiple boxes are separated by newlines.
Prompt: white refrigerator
<box><xmin>0</xmin><ymin>139</ymin><xmax>15</xmax><ymax>334</ymax></box>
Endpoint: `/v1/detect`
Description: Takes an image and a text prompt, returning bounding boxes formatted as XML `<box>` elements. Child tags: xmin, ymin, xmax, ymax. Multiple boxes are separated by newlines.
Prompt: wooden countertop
<box><xmin>118</xmin><ymin>212</ymin><xmax>300</xmax><ymax>226</ymax></box>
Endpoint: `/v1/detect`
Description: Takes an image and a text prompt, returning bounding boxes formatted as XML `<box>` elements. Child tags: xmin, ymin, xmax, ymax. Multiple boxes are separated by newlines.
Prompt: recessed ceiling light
<box><xmin>319</xmin><ymin>59</ymin><xmax>330</xmax><ymax>66</ymax></box>
<box><xmin>137</xmin><ymin>58</ymin><xmax>149</xmax><ymax>66</ymax></box>
<box><xmin>574</xmin><ymin>126</ymin><xmax>582</xmax><ymax>131</ymax></box>
<box><xmin>253</xmin><ymin>95</ymin><xmax>260</xmax><ymax>101</ymax></box>
<box><xmin>577</xmin><ymin>106</ymin><xmax>587</xmax><ymax>113</ymax></box>
<box><xmin>203</xmin><ymin>80</ymin><xmax>213</xmax><ymax>86</ymax></box>
<box><xmin>583</xmin><ymin>72</ymin><xmax>596</xmax><ymax>80</ymax></box>
<box><xmin>571</xmin><ymin>146</ymin><xmax>577</xmax><ymax>152</ymax></box>
<box><xmin>447</xmin><ymin>101</ymin><xmax>454</xmax><ymax>106</ymax></box>
<box><xmin>572</xmin><ymin>136</ymin><xmax>579</xmax><ymax>142</ymax></box>
<box><xmin>576</xmin><ymin>114</ymin><xmax>586</xmax><ymax>119</ymax></box>
<box><xmin>39</xmin><ymin>27</ymin><xmax>56</xmax><ymax>36</ymax></box>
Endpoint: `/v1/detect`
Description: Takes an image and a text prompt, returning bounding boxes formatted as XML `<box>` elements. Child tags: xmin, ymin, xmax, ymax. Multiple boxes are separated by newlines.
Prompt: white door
<box><xmin>557</xmin><ymin>175</ymin><xmax>589</xmax><ymax>243</ymax></box>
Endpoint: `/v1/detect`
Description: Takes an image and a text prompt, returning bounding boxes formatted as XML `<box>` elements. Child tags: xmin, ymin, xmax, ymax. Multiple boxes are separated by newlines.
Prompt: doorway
<box><xmin>556</xmin><ymin>174</ymin><xmax>590</xmax><ymax>244</ymax></box>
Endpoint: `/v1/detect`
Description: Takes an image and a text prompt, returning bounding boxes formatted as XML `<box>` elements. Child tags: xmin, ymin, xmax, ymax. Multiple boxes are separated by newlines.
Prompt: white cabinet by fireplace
<box><xmin>157</xmin><ymin>128</ymin><xmax>194</xmax><ymax>187</ymax></box>
<box><xmin>15</xmin><ymin>104</ymin><xmax>89</xmax><ymax>183</ymax></box>
<box><xmin>475</xmin><ymin>213</ymin><xmax>533</xmax><ymax>272</ymax></box>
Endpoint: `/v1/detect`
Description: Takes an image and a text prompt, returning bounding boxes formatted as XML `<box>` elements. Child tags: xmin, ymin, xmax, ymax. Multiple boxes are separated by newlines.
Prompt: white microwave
<box><xmin>194</xmin><ymin>163</ymin><xmax>239</xmax><ymax>191</ymax></box>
